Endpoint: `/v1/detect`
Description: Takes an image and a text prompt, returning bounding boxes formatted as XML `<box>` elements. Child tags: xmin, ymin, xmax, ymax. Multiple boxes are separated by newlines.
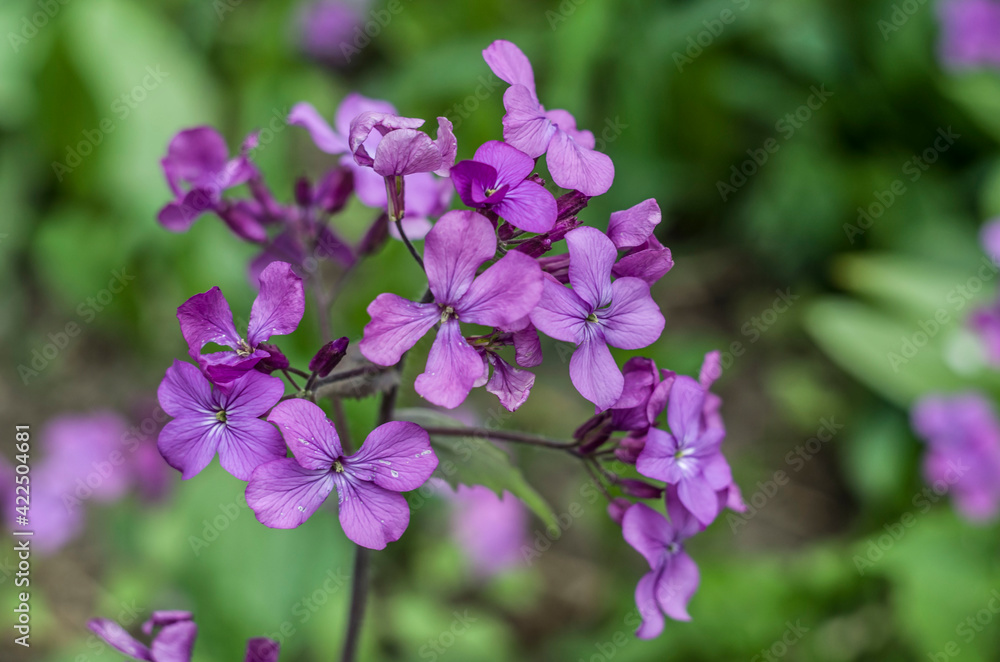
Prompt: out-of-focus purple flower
<box><xmin>938</xmin><ymin>0</ymin><xmax>1000</xmax><ymax>69</ymax></box>
<box><xmin>359</xmin><ymin>210</ymin><xmax>543</xmax><ymax>409</ymax></box>
<box><xmin>451</xmin><ymin>140</ymin><xmax>557</xmax><ymax>233</ymax></box>
<box><xmin>483</xmin><ymin>40</ymin><xmax>614</xmax><ymax>196</ymax></box>
<box><xmin>157</xmin><ymin>361</ymin><xmax>286</xmax><ymax>481</ymax></box>
<box><xmin>980</xmin><ymin>218</ymin><xmax>1000</xmax><ymax>258</ymax></box>
<box><xmin>158</xmin><ymin>128</ymin><xmax>265</xmax><ymax>242</ymax></box>
<box><xmin>295</xmin><ymin>0</ymin><xmax>365</xmax><ymax>67</ymax></box>
<box><xmin>607</xmin><ymin>199</ymin><xmax>674</xmax><ymax>285</ymax></box>
<box><xmin>177</xmin><ymin>262</ymin><xmax>304</xmax><ymax>383</ymax></box>
<box><xmin>449</xmin><ymin>485</ymin><xmax>528</xmax><ymax>577</ymax></box>
<box><xmin>970</xmin><ymin>305</ymin><xmax>1000</xmax><ymax>366</ymax></box>
<box><xmin>911</xmin><ymin>392</ymin><xmax>1000</xmax><ymax>521</ymax></box>
<box><xmin>609</xmin><ymin>357</ymin><xmax>675</xmax><ymax>433</ymax></box>
<box><xmin>635</xmin><ymin>375</ymin><xmax>731</xmax><ymax>527</ymax></box>
<box><xmin>530</xmin><ymin>227</ymin><xmax>665</xmax><ymax>411</ymax></box>
<box><xmin>622</xmin><ymin>498</ymin><xmax>701</xmax><ymax>637</ymax></box>
<box><xmin>246</xmin><ymin>400</ymin><xmax>437</xmax><ymax>549</ymax></box>
<box><xmin>88</xmin><ymin>611</ymin><xmax>280</xmax><ymax>662</ymax></box>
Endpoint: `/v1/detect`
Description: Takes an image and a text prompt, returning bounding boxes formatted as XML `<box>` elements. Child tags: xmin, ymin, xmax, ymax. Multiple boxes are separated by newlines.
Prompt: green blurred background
<box><xmin>3</xmin><ymin>0</ymin><xmax>1000</xmax><ymax>660</ymax></box>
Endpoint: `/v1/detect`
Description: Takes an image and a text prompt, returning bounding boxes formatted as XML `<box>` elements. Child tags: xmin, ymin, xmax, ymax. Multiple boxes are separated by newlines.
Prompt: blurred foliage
<box><xmin>2</xmin><ymin>0</ymin><xmax>1000</xmax><ymax>660</ymax></box>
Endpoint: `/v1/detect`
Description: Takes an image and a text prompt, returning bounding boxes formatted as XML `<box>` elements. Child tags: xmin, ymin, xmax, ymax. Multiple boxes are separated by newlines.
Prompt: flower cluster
<box><xmin>938</xmin><ymin>0</ymin><xmax>1000</xmax><ymax>70</ymax></box>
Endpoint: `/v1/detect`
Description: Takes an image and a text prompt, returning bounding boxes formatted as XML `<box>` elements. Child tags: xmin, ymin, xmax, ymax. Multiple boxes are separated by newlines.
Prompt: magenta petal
<box><xmin>599</xmin><ymin>277</ymin><xmax>665</xmax><ymax>350</ymax></box>
<box><xmin>493</xmin><ymin>180</ymin><xmax>557</xmax><ymax>233</ymax></box>
<box><xmin>141</xmin><ymin>612</ymin><xmax>192</xmax><ymax>636</ymax></box>
<box><xmin>334</xmin><ymin>475</ymin><xmax>410</xmax><ymax>549</ymax></box>
<box><xmin>635</xmin><ymin>427</ymin><xmax>683</xmax><ymax>484</ymax></box>
<box><xmin>247</xmin><ymin>458</ymin><xmax>336</xmax><ymax>529</ymax></box>
<box><xmin>345</xmin><ymin>421</ymin><xmax>437</xmax><ymax>491</ymax></box>
<box><xmin>486</xmin><ymin>354</ymin><xmax>535</xmax><ymax>411</ymax></box>
<box><xmin>349</xmin><ymin>111</ymin><xmax>425</xmax><ymax>166</ymax></box>
<box><xmin>244</xmin><ymin>638</ymin><xmax>281</xmax><ymax>662</ymax></box>
<box><xmin>373</xmin><ymin>129</ymin><xmax>443</xmax><ymax>177</ymax></box>
<box><xmin>634</xmin><ymin>570</ymin><xmax>666</xmax><ymax>639</ymax></box>
<box><xmin>358</xmin><ymin>294</ymin><xmax>438</xmax><ymax>366</ymax></box>
<box><xmin>158</xmin><ymin>360</ymin><xmax>214</xmax><ymax>418</ymax></box>
<box><xmin>289</xmin><ymin>102</ymin><xmax>346</xmax><ymax>154</ymax></box>
<box><xmin>456</xmin><ymin>251</ymin><xmax>543</xmax><ymax>328</ymax></box>
<box><xmin>414</xmin><ymin>320</ymin><xmax>484</xmax><ymax>409</ymax></box>
<box><xmin>204</xmin><ymin>351</ymin><xmax>269</xmax><ymax>383</ymax></box>
<box><xmin>677</xmin><ymin>477</ymin><xmax>720</xmax><ymax>526</ymax></box>
<box><xmin>529</xmin><ymin>276</ymin><xmax>589</xmax><ymax>343</ymax></box>
<box><xmin>177</xmin><ymin>286</ymin><xmax>242</xmax><ymax>358</ymax></box>
<box><xmin>483</xmin><ymin>40</ymin><xmax>537</xmax><ymax>97</ymax></box>
<box><xmin>566</xmin><ymin>227</ymin><xmax>616</xmax><ymax>308</ymax></box>
<box><xmin>658</xmin><ymin>552</ymin><xmax>699</xmax><ymax>621</ymax></box>
<box><xmin>547</xmin><ymin>128</ymin><xmax>615</xmax><ymax>196</ymax></box>
<box><xmin>569</xmin><ymin>333</ymin><xmax>624</xmax><ymax>411</ymax></box>
<box><xmin>612</xmin><ymin>244</ymin><xmax>674</xmax><ymax>285</ymax></box>
<box><xmin>434</xmin><ymin>117</ymin><xmax>457</xmax><ymax>176</ymax></box>
<box><xmin>88</xmin><ymin>619</ymin><xmax>153</xmax><ymax>661</ymax></box>
<box><xmin>247</xmin><ymin>262</ymin><xmax>305</xmax><ymax>345</ymax></box>
<box><xmin>158</xmin><ymin>202</ymin><xmax>201</xmax><ymax>232</ymax></box>
<box><xmin>424</xmin><ymin>210</ymin><xmax>497</xmax><ymax>304</ymax></box>
<box><xmin>668</xmin><ymin>377</ymin><xmax>707</xmax><ymax>442</ymax></box>
<box><xmin>502</xmin><ymin>85</ymin><xmax>556</xmax><ymax>158</ymax></box>
<box><xmin>219</xmin><ymin>371</ymin><xmax>285</xmax><ymax>418</ymax></box>
<box><xmin>622</xmin><ymin>503</ymin><xmax>674</xmax><ymax>567</ymax></box>
<box><xmin>608</xmin><ymin>199</ymin><xmax>661</xmax><ymax>249</ymax></box>
<box><xmin>267</xmin><ymin>399</ymin><xmax>342</xmax><ymax>469</ymax></box>
<box><xmin>451</xmin><ymin>160</ymin><xmax>497</xmax><ymax>208</ymax></box>
<box><xmin>981</xmin><ymin>219</ymin><xmax>1000</xmax><ymax>258</ymax></box>
<box><xmin>702</xmin><ymin>453</ymin><xmax>733</xmax><ymax>491</ymax></box>
<box><xmin>158</xmin><ymin>418</ymin><xmax>222</xmax><ymax>480</ymax></box>
<box><xmin>163</xmin><ymin>127</ymin><xmax>229</xmax><ymax>192</ymax></box>
<box><xmin>151</xmin><ymin>621</ymin><xmax>198</xmax><ymax>662</ymax></box>
<box><xmin>335</xmin><ymin>92</ymin><xmax>397</xmax><ymax>138</ymax></box>
<box><xmin>512</xmin><ymin>325</ymin><xmax>543</xmax><ymax>367</ymax></box>
<box><xmin>216</xmin><ymin>418</ymin><xmax>287</xmax><ymax>481</ymax></box>
<box><xmin>473</xmin><ymin>140</ymin><xmax>535</xmax><ymax>186</ymax></box>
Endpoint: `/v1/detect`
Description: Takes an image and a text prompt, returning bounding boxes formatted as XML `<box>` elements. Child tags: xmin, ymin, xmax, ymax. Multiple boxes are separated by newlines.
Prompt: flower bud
<box><xmin>310</xmin><ymin>337</ymin><xmax>349</xmax><ymax>377</ymax></box>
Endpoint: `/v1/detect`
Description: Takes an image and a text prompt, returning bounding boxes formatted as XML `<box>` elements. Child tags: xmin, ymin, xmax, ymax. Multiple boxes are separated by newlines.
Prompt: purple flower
<box><xmin>609</xmin><ymin>357</ymin><xmax>675</xmax><ymax>433</ymax></box>
<box><xmin>607</xmin><ymin>199</ymin><xmax>674</xmax><ymax>285</ymax></box>
<box><xmin>635</xmin><ymin>375</ymin><xmax>731</xmax><ymax>526</ymax></box>
<box><xmin>483</xmin><ymin>40</ymin><xmax>614</xmax><ymax>197</ymax></box>
<box><xmin>295</xmin><ymin>0</ymin><xmax>365</xmax><ymax>67</ymax></box>
<box><xmin>348</xmin><ymin>110</ymin><xmax>456</xmax><ymax>178</ymax></box>
<box><xmin>246</xmin><ymin>400</ymin><xmax>438</xmax><ymax>549</ymax></box>
<box><xmin>450</xmin><ymin>140</ymin><xmax>557</xmax><ymax>233</ymax></box>
<box><xmin>912</xmin><ymin>392</ymin><xmax>1000</xmax><ymax>521</ymax></box>
<box><xmin>177</xmin><ymin>261</ymin><xmax>304</xmax><ymax>383</ymax></box>
<box><xmin>529</xmin><ymin>226</ymin><xmax>665</xmax><ymax>411</ymax></box>
<box><xmin>157</xmin><ymin>361</ymin><xmax>286</xmax><ymax>481</ymax></box>
<box><xmin>622</xmin><ymin>499</ymin><xmax>701</xmax><ymax>636</ymax></box>
<box><xmin>88</xmin><ymin>611</ymin><xmax>280</xmax><ymax>662</ymax></box>
<box><xmin>938</xmin><ymin>0</ymin><xmax>1000</xmax><ymax>69</ymax></box>
<box><xmin>158</xmin><ymin>128</ymin><xmax>265</xmax><ymax>242</ymax></box>
<box><xmin>449</xmin><ymin>485</ymin><xmax>528</xmax><ymax>577</ymax></box>
<box><xmin>359</xmin><ymin>210</ymin><xmax>544</xmax><ymax>409</ymax></box>
<box><xmin>970</xmin><ymin>305</ymin><xmax>1000</xmax><ymax>366</ymax></box>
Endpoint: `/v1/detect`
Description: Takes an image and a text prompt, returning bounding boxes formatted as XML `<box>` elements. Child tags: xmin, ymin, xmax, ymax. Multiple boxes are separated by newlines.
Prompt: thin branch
<box><xmin>396</xmin><ymin>220</ymin><xmax>425</xmax><ymax>271</ymax></box>
<box><xmin>314</xmin><ymin>364</ymin><xmax>393</xmax><ymax>387</ymax></box>
<box><xmin>420</xmin><ymin>426</ymin><xmax>578</xmax><ymax>451</ymax></box>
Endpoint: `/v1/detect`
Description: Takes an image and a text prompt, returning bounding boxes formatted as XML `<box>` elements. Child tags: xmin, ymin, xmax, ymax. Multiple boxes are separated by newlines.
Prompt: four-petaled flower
<box><xmin>359</xmin><ymin>210</ymin><xmax>543</xmax><ymax>409</ymax></box>
<box><xmin>177</xmin><ymin>261</ymin><xmax>304</xmax><ymax>383</ymax></box>
<box><xmin>530</xmin><ymin>226</ymin><xmax>665</xmax><ymax>411</ymax></box>
<box><xmin>157</xmin><ymin>360</ymin><xmax>286</xmax><ymax>481</ymax></box>
<box><xmin>246</xmin><ymin>399</ymin><xmax>438</xmax><ymax>550</ymax></box>
<box><xmin>450</xmin><ymin>140</ymin><xmax>557</xmax><ymax>233</ymax></box>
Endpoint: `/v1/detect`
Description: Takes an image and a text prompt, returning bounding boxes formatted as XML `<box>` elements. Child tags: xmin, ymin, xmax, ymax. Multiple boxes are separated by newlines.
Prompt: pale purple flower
<box><xmin>88</xmin><ymin>611</ymin><xmax>280</xmax><ymax>662</ymax></box>
<box><xmin>468</xmin><ymin>326</ymin><xmax>543</xmax><ymax>412</ymax></box>
<box><xmin>970</xmin><ymin>305</ymin><xmax>1000</xmax><ymax>366</ymax></box>
<box><xmin>246</xmin><ymin>400</ymin><xmax>438</xmax><ymax>550</ymax></box>
<box><xmin>938</xmin><ymin>0</ymin><xmax>1000</xmax><ymax>69</ymax></box>
<box><xmin>157</xmin><ymin>361</ymin><xmax>286</xmax><ymax>481</ymax></box>
<box><xmin>450</xmin><ymin>140</ymin><xmax>557</xmax><ymax>233</ymax></box>
<box><xmin>348</xmin><ymin>110</ymin><xmax>456</xmax><ymax>178</ymax></box>
<box><xmin>295</xmin><ymin>0</ymin><xmax>365</xmax><ymax>67</ymax></box>
<box><xmin>177</xmin><ymin>261</ymin><xmax>304</xmax><ymax>383</ymax></box>
<box><xmin>449</xmin><ymin>485</ymin><xmax>528</xmax><ymax>577</ymax></box>
<box><xmin>359</xmin><ymin>210</ymin><xmax>544</xmax><ymax>409</ymax></box>
<box><xmin>158</xmin><ymin>128</ymin><xmax>265</xmax><ymax>242</ymax></box>
<box><xmin>912</xmin><ymin>392</ymin><xmax>1000</xmax><ymax>521</ymax></box>
<box><xmin>529</xmin><ymin>226</ymin><xmax>665</xmax><ymax>411</ymax></box>
<box><xmin>607</xmin><ymin>199</ymin><xmax>674</xmax><ymax>285</ymax></box>
<box><xmin>483</xmin><ymin>40</ymin><xmax>614</xmax><ymax>197</ymax></box>
<box><xmin>622</xmin><ymin>498</ymin><xmax>700</xmax><ymax>637</ymax></box>
<box><xmin>635</xmin><ymin>375</ymin><xmax>731</xmax><ymax>526</ymax></box>
<box><xmin>610</xmin><ymin>357</ymin><xmax>675</xmax><ymax>433</ymax></box>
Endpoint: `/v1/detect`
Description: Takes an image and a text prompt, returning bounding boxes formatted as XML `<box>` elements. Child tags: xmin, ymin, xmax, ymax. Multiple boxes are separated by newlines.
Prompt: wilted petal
<box><xmin>217</xmin><ymin>418</ymin><xmax>287</xmax><ymax>481</ymax></box>
<box><xmin>414</xmin><ymin>319</ymin><xmax>483</xmax><ymax>409</ymax></box>
<box><xmin>177</xmin><ymin>286</ymin><xmax>242</xmax><ymax>358</ymax></box>
<box><xmin>373</xmin><ymin>129</ymin><xmax>443</xmax><ymax>177</ymax></box>
<box><xmin>334</xmin><ymin>475</ymin><xmax>410</xmax><ymax>549</ymax></box>
<box><xmin>345</xmin><ymin>421</ymin><xmax>437</xmax><ymax>491</ymax></box>
<box><xmin>486</xmin><ymin>354</ymin><xmax>535</xmax><ymax>411</ymax></box>
<box><xmin>359</xmin><ymin>294</ymin><xmax>438</xmax><ymax>366</ymax></box>
<box><xmin>569</xmin><ymin>331</ymin><xmax>624</xmax><ymax>411</ymax></box>
<box><xmin>424</xmin><ymin>210</ymin><xmax>496</xmax><ymax>304</ymax></box>
<box><xmin>501</xmin><ymin>85</ymin><xmax>555</xmax><ymax>158</ymax></box>
<box><xmin>512</xmin><ymin>325</ymin><xmax>543</xmax><ymax>367</ymax></box>
<box><xmin>608</xmin><ymin>199</ymin><xmax>661</xmax><ymax>249</ymax></box>
<box><xmin>599</xmin><ymin>277</ymin><xmax>664</xmax><ymax>350</ymax></box>
<box><xmin>547</xmin><ymin>128</ymin><xmax>614</xmax><ymax>196</ymax></box>
<box><xmin>267</xmin><ymin>399</ymin><xmax>342</xmax><ymax>469</ymax></box>
<box><xmin>247</xmin><ymin>458</ymin><xmax>336</xmax><ymax>529</ymax></box>
<box><xmin>566</xmin><ymin>227</ymin><xmax>615</xmax><ymax>309</ymax></box>
<box><xmin>247</xmin><ymin>262</ymin><xmax>305</xmax><ymax>345</ymax></box>
<box><xmin>349</xmin><ymin>111</ymin><xmax>425</xmax><ymax>167</ymax></box>
<box><xmin>612</xmin><ymin>243</ymin><xmax>674</xmax><ymax>285</ymax></box>
<box><xmin>456</xmin><ymin>251</ymin><xmax>543</xmax><ymax>328</ymax></box>
<box><xmin>494</xmin><ymin>180</ymin><xmax>557</xmax><ymax>233</ymax></box>
<box><xmin>88</xmin><ymin>619</ymin><xmax>153</xmax><ymax>661</ymax></box>
<box><xmin>434</xmin><ymin>117</ymin><xmax>457</xmax><ymax>176</ymax></box>
<box><xmin>483</xmin><ymin>40</ymin><xmax>537</xmax><ymax>97</ymax></box>
<box><xmin>529</xmin><ymin>276</ymin><xmax>589</xmax><ymax>343</ymax></box>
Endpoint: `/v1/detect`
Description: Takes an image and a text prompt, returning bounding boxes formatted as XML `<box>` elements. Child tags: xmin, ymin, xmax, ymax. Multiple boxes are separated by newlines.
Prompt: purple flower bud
<box><xmin>255</xmin><ymin>343</ymin><xmax>290</xmax><ymax>374</ymax></box>
<box><xmin>615</xmin><ymin>434</ymin><xmax>646</xmax><ymax>464</ymax></box>
<box><xmin>538</xmin><ymin>254</ymin><xmax>570</xmax><ymax>284</ymax></box>
<box><xmin>316</xmin><ymin>166</ymin><xmax>354</xmax><ymax>214</ymax></box>
<box><xmin>607</xmin><ymin>497</ymin><xmax>632</xmax><ymax>525</ymax></box>
<box><xmin>619</xmin><ymin>478</ymin><xmax>664</xmax><ymax>500</ymax></box>
<box><xmin>294</xmin><ymin>177</ymin><xmax>313</xmax><ymax>208</ymax></box>
<box><xmin>310</xmin><ymin>337</ymin><xmax>350</xmax><ymax>377</ymax></box>
<box><xmin>557</xmin><ymin>190</ymin><xmax>590</xmax><ymax>219</ymax></box>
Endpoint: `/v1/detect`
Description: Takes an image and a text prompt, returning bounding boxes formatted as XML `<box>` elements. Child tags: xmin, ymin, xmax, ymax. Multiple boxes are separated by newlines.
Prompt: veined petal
<box><xmin>289</xmin><ymin>102</ymin><xmax>346</xmax><ymax>154</ymax></box>
<box><xmin>450</xmin><ymin>160</ymin><xmax>497</xmax><ymax>208</ymax></box>
<box><xmin>334</xmin><ymin>92</ymin><xmax>397</xmax><ymax>139</ymax></box>
<box><xmin>414</xmin><ymin>319</ymin><xmax>483</xmax><ymax>409</ymax></box>
<box><xmin>219</xmin><ymin>370</ymin><xmax>285</xmax><ymax>419</ymax></box>
<box><xmin>483</xmin><ymin>40</ymin><xmax>537</xmax><ymax>98</ymax></box>
<box><xmin>157</xmin><ymin>417</ymin><xmax>221</xmax><ymax>480</ymax></box>
<box><xmin>216</xmin><ymin>417</ymin><xmax>287</xmax><ymax>481</ymax></box>
<box><xmin>566</xmin><ymin>226</ymin><xmax>616</xmax><ymax>309</ymax></box>
<box><xmin>267</xmin><ymin>399</ymin><xmax>342</xmax><ymax>469</ymax></box>
<box><xmin>177</xmin><ymin>286</ymin><xmax>242</xmax><ymax>357</ymax></box>
<box><xmin>344</xmin><ymin>421</ymin><xmax>437</xmax><ymax>491</ymax></box>
<box><xmin>569</xmin><ymin>331</ymin><xmax>624</xmax><ymax>411</ymax></box>
<box><xmin>473</xmin><ymin>140</ymin><xmax>535</xmax><ymax>188</ymax></box>
<box><xmin>434</xmin><ymin>117</ymin><xmax>457</xmax><ymax>176</ymax></box>
<box><xmin>611</xmin><ymin>244</ymin><xmax>674</xmax><ymax>285</ymax></box>
<box><xmin>247</xmin><ymin>261</ymin><xmax>305</xmax><ymax>345</ymax></box>
<box><xmin>493</xmin><ymin>180</ymin><xmax>557</xmax><ymax>233</ymax></box>
<box><xmin>512</xmin><ymin>325</ymin><xmax>543</xmax><ymax>367</ymax></box>
<box><xmin>502</xmin><ymin>85</ymin><xmax>555</xmax><ymax>158</ymax></box>
<box><xmin>359</xmin><ymin>294</ymin><xmax>438</xmax><ymax>366</ymax></box>
<box><xmin>599</xmin><ymin>277</ymin><xmax>664</xmax><ymax>350</ymax></box>
<box><xmin>485</xmin><ymin>354</ymin><xmax>535</xmax><ymax>411</ymax></box>
<box><xmin>349</xmin><ymin>111</ymin><xmax>424</xmax><ymax>167</ymax></box>
<box><xmin>456</xmin><ymin>251</ymin><xmax>543</xmax><ymax>328</ymax></box>
<box><xmin>424</xmin><ymin>210</ymin><xmax>496</xmax><ymax>304</ymax></box>
<box><xmin>529</xmin><ymin>276</ymin><xmax>589</xmax><ymax>343</ymax></box>
<box><xmin>203</xmin><ymin>351</ymin><xmax>269</xmax><ymax>384</ymax></box>
<box><xmin>333</xmin><ymin>475</ymin><xmax>410</xmax><ymax>549</ymax></box>
<box><xmin>158</xmin><ymin>360</ymin><xmax>216</xmax><ymax>418</ymax></box>
<box><xmin>246</xmin><ymin>458</ymin><xmax>336</xmax><ymax>529</ymax></box>
<box><xmin>547</xmin><ymin>128</ymin><xmax>614</xmax><ymax>196</ymax></box>
<box><xmin>608</xmin><ymin>199</ymin><xmax>661</xmax><ymax>249</ymax></box>
<box><xmin>373</xmin><ymin>129</ymin><xmax>443</xmax><ymax>177</ymax></box>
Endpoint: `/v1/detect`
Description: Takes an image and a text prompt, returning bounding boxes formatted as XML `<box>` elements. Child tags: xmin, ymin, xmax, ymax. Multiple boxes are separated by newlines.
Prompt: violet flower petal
<box><xmin>493</xmin><ymin>180</ymin><xmax>557</xmax><ymax>233</ymax></box>
<box><xmin>483</xmin><ymin>40</ymin><xmax>537</xmax><ymax>98</ymax></box>
<box><xmin>424</xmin><ymin>210</ymin><xmax>497</xmax><ymax>304</ymax></box>
<box><xmin>358</xmin><ymin>294</ymin><xmax>439</xmax><ymax>366</ymax></box>
<box><xmin>529</xmin><ymin>276</ymin><xmax>589</xmax><ymax>343</ymax></box>
<box><xmin>177</xmin><ymin>286</ymin><xmax>242</xmax><ymax>359</ymax></box>
<box><xmin>485</xmin><ymin>354</ymin><xmax>535</xmax><ymax>411</ymax></box>
<box><xmin>599</xmin><ymin>277</ymin><xmax>665</xmax><ymax>350</ymax></box>
<box><xmin>87</xmin><ymin>619</ymin><xmax>154</xmax><ymax>661</ymax></box>
<box><xmin>288</xmin><ymin>102</ymin><xmax>346</xmax><ymax>154</ymax></box>
<box><xmin>566</xmin><ymin>227</ymin><xmax>615</xmax><ymax>309</ymax></box>
<box><xmin>501</xmin><ymin>85</ymin><xmax>556</xmax><ymax>157</ymax></box>
<box><xmin>247</xmin><ymin>262</ymin><xmax>305</xmax><ymax>346</ymax></box>
<box><xmin>244</xmin><ymin>638</ymin><xmax>281</xmax><ymax>662</ymax></box>
<box><xmin>344</xmin><ymin>421</ymin><xmax>437</xmax><ymax>491</ymax></box>
<box><xmin>333</xmin><ymin>475</ymin><xmax>410</xmax><ymax>549</ymax></box>
<box><xmin>216</xmin><ymin>418</ymin><xmax>287</xmax><ymax>481</ymax></box>
<box><xmin>547</xmin><ymin>127</ymin><xmax>615</xmax><ymax>196</ymax></box>
<box><xmin>608</xmin><ymin>199</ymin><xmax>661</xmax><ymax>249</ymax></box>
<box><xmin>150</xmin><ymin>621</ymin><xmax>198</xmax><ymax>662</ymax></box>
<box><xmin>455</xmin><ymin>251</ymin><xmax>543</xmax><ymax>328</ymax></box>
<box><xmin>246</xmin><ymin>458</ymin><xmax>336</xmax><ymax>529</ymax></box>
<box><xmin>569</xmin><ymin>332</ymin><xmax>624</xmax><ymax>411</ymax></box>
<box><xmin>414</xmin><ymin>319</ymin><xmax>484</xmax><ymax>409</ymax></box>
<box><xmin>267</xmin><ymin>399</ymin><xmax>342</xmax><ymax>469</ymax></box>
